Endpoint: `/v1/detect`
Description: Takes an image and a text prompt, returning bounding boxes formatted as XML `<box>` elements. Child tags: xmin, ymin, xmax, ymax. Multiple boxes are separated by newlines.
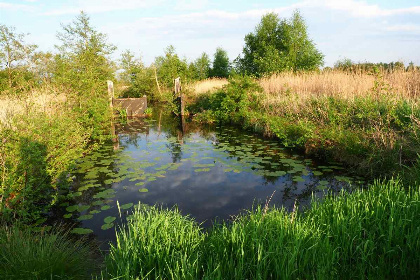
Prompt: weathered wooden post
<box><xmin>107</xmin><ymin>80</ymin><xmax>114</xmax><ymax>109</ymax></box>
<box><xmin>174</xmin><ymin>77</ymin><xmax>184</xmax><ymax>116</ymax></box>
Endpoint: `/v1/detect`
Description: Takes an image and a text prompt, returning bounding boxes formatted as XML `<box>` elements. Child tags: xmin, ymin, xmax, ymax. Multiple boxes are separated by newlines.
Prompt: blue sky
<box><xmin>1</xmin><ymin>0</ymin><xmax>420</xmax><ymax>67</ymax></box>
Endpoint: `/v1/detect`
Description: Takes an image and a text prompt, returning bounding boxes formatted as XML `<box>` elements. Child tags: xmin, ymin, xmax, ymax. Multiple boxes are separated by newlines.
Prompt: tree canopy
<box><xmin>211</xmin><ymin>47</ymin><xmax>230</xmax><ymax>78</ymax></box>
<box><xmin>237</xmin><ymin>11</ymin><xmax>324</xmax><ymax>76</ymax></box>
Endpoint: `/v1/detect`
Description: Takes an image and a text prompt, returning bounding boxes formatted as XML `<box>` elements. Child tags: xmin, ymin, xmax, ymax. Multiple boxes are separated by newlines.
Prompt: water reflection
<box><xmin>53</xmin><ymin>107</ymin><xmax>360</xmax><ymax>244</ymax></box>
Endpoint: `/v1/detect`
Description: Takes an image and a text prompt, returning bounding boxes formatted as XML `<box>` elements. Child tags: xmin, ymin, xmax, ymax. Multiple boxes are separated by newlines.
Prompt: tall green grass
<box><xmin>105</xmin><ymin>179</ymin><xmax>420</xmax><ymax>279</ymax></box>
<box><xmin>0</xmin><ymin>226</ymin><xmax>96</xmax><ymax>280</ymax></box>
<box><xmin>106</xmin><ymin>205</ymin><xmax>204</xmax><ymax>279</ymax></box>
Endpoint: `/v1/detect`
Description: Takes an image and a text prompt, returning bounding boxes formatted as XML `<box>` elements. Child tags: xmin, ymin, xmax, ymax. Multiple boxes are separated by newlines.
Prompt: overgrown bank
<box><xmin>189</xmin><ymin>74</ymin><xmax>420</xmax><ymax>182</ymax></box>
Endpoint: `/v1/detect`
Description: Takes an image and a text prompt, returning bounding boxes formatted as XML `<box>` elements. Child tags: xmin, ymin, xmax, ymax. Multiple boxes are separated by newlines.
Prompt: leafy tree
<box><xmin>154</xmin><ymin>45</ymin><xmax>190</xmax><ymax>89</ymax></box>
<box><xmin>54</xmin><ymin>11</ymin><xmax>116</xmax><ymax>141</ymax></box>
<box><xmin>119</xmin><ymin>50</ymin><xmax>156</xmax><ymax>98</ymax></box>
<box><xmin>193</xmin><ymin>52</ymin><xmax>211</xmax><ymax>80</ymax></box>
<box><xmin>210</xmin><ymin>47</ymin><xmax>230</xmax><ymax>78</ymax></box>
<box><xmin>0</xmin><ymin>24</ymin><xmax>37</xmax><ymax>91</ymax></box>
<box><xmin>237</xmin><ymin>11</ymin><xmax>323</xmax><ymax>76</ymax></box>
<box><xmin>55</xmin><ymin>11</ymin><xmax>116</xmax><ymax>101</ymax></box>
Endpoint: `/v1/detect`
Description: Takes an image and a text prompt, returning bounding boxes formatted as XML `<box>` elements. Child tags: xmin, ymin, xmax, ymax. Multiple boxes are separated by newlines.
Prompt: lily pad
<box><xmin>77</xmin><ymin>205</ymin><xmax>90</xmax><ymax>212</ymax></box>
<box><xmin>101</xmin><ymin>223</ymin><xmax>114</xmax><ymax>230</ymax></box>
<box><xmin>104</xmin><ymin>216</ymin><xmax>116</xmax><ymax>224</ymax></box>
<box><xmin>63</xmin><ymin>213</ymin><xmax>72</xmax><ymax>219</ymax></box>
<box><xmin>78</xmin><ymin>214</ymin><xmax>93</xmax><ymax>221</ymax></box>
<box><xmin>66</xmin><ymin>205</ymin><xmax>79</xmax><ymax>212</ymax></box>
<box><xmin>139</xmin><ymin>188</ymin><xmax>149</xmax><ymax>193</ymax></box>
<box><xmin>101</xmin><ymin>205</ymin><xmax>111</xmax><ymax>211</ymax></box>
<box><xmin>120</xmin><ymin>203</ymin><xmax>134</xmax><ymax>210</ymax></box>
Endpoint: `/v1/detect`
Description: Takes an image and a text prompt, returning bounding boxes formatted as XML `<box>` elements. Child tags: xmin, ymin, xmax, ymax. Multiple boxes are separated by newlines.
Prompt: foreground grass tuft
<box><xmin>106</xmin><ymin>205</ymin><xmax>204</xmax><ymax>280</ymax></box>
<box><xmin>0</xmin><ymin>226</ymin><xmax>96</xmax><ymax>280</ymax></box>
<box><xmin>106</xmin><ymin>179</ymin><xmax>420</xmax><ymax>279</ymax></box>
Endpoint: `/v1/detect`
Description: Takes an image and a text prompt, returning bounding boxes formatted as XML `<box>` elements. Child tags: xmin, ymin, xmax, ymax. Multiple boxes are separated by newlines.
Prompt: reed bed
<box><xmin>0</xmin><ymin>88</ymin><xmax>67</xmax><ymax>128</ymax></box>
<box><xmin>260</xmin><ymin>69</ymin><xmax>420</xmax><ymax>100</ymax></box>
<box><xmin>191</xmin><ymin>78</ymin><xmax>228</xmax><ymax>95</ymax></box>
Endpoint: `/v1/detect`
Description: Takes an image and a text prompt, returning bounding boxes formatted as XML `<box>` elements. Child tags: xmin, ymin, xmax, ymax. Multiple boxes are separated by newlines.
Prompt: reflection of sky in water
<box><xmin>60</xmin><ymin>112</ymin><xmax>358</xmax><ymax>246</ymax></box>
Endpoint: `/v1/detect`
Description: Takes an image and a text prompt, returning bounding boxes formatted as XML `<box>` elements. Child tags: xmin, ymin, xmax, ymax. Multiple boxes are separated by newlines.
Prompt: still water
<box><xmin>51</xmin><ymin>108</ymin><xmax>361</xmax><ymax>244</ymax></box>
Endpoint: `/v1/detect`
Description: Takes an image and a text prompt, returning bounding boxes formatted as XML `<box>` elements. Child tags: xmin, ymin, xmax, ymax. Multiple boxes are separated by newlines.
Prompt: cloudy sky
<box><xmin>1</xmin><ymin>0</ymin><xmax>420</xmax><ymax>67</ymax></box>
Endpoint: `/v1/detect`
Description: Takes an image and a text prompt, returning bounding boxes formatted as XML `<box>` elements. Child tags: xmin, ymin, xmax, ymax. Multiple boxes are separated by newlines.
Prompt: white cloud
<box><xmin>312</xmin><ymin>0</ymin><xmax>420</xmax><ymax>18</ymax></box>
<box><xmin>384</xmin><ymin>24</ymin><xmax>420</xmax><ymax>33</ymax></box>
<box><xmin>43</xmin><ymin>0</ymin><xmax>166</xmax><ymax>16</ymax></box>
<box><xmin>0</xmin><ymin>2</ymin><xmax>33</xmax><ymax>11</ymax></box>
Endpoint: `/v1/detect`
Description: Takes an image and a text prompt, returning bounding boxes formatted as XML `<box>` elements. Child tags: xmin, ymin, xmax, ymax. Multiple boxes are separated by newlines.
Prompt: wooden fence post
<box><xmin>174</xmin><ymin>77</ymin><xmax>184</xmax><ymax>116</ymax></box>
<box><xmin>107</xmin><ymin>80</ymin><xmax>114</xmax><ymax>109</ymax></box>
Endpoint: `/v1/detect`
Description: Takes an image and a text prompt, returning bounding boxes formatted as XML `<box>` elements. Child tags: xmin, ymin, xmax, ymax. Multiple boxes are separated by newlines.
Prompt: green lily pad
<box><xmin>77</xmin><ymin>205</ymin><xmax>90</xmax><ymax>212</ymax></box>
<box><xmin>101</xmin><ymin>223</ymin><xmax>114</xmax><ymax>230</ymax></box>
<box><xmin>293</xmin><ymin>176</ymin><xmax>305</xmax><ymax>183</ymax></box>
<box><xmin>313</xmin><ymin>171</ymin><xmax>323</xmax><ymax>176</ymax></box>
<box><xmin>120</xmin><ymin>203</ymin><xmax>133</xmax><ymax>210</ymax></box>
<box><xmin>139</xmin><ymin>188</ymin><xmax>149</xmax><ymax>193</ymax></box>
<box><xmin>90</xmin><ymin>210</ymin><xmax>101</xmax><ymax>214</ymax></box>
<box><xmin>63</xmin><ymin>213</ymin><xmax>72</xmax><ymax>219</ymax></box>
<box><xmin>101</xmin><ymin>205</ymin><xmax>111</xmax><ymax>211</ymax></box>
<box><xmin>66</xmin><ymin>205</ymin><xmax>79</xmax><ymax>212</ymax></box>
<box><xmin>71</xmin><ymin>228</ymin><xmax>93</xmax><ymax>235</ymax></box>
<box><xmin>104</xmin><ymin>216</ymin><xmax>116</xmax><ymax>224</ymax></box>
<box><xmin>78</xmin><ymin>214</ymin><xmax>93</xmax><ymax>221</ymax></box>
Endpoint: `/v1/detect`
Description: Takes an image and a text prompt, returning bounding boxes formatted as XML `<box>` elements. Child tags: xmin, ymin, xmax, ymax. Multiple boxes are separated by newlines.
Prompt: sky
<box><xmin>1</xmin><ymin>0</ymin><xmax>420</xmax><ymax>67</ymax></box>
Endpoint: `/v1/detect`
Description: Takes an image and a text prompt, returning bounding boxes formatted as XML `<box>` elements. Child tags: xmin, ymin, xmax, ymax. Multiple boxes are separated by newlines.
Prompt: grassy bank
<box><xmin>0</xmin><ymin>87</ymin><xmax>111</xmax><ymax>223</ymax></box>
<box><xmin>105</xmin><ymin>179</ymin><xmax>419</xmax><ymax>279</ymax></box>
<box><xmin>189</xmin><ymin>71</ymin><xmax>420</xmax><ymax>180</ymax></box>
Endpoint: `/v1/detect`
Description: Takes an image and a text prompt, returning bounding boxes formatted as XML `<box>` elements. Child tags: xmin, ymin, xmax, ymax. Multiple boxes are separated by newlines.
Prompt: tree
<box><xmin>0</xmin><ymin>24</ymin><xmax>37</xmax><ymax>90</ymax></box>
<box><xmin>55</xmin><ymin>11</ymin><xmax>116</xmax><ymax>100</ymax></box>
<box><xmin>154</xmin><ymin>45</ymin><xmax>189</xmax><ymax>88</ymax></box>
<box><xmin>119</xmin><ymin>50</ymin><xmax>156</xmax><ymax>98</ymax></box>
<box><xmin>210</xmin><ymin>47</ymin><xmax>230</xmax><ymax>78</ymax></box>
<box><xmin>237</xmin><ymin>10</ymin><xmax>323</xmax><ymax>76</ymax></box>
<box><xmin>54</xmin><ymin>11</ymin><xmax>116</xmax><ymax>141</ymax></box>
<box><xmin>193</xmin><ymin>52</ymin><xmax>211</xmax><ymax>80</ymax></box>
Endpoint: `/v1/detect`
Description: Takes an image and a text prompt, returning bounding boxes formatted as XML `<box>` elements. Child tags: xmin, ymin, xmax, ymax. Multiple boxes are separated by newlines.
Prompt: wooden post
<box><xmin>107</xmin><ymin>80</ymin><xmax>114</xmax><ymax>109</ymax></box>
<box><xmin>174</xmin><ymin>77</ymin><xmax>184</xmax><ymax>116</ymax></box>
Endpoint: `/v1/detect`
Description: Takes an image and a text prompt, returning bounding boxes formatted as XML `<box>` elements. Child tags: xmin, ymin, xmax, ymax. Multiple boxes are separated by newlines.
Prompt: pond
<box><xmin>49</xmin><ymin>107</ymin><xmax>364</xmax><ymax>245</ymax></box>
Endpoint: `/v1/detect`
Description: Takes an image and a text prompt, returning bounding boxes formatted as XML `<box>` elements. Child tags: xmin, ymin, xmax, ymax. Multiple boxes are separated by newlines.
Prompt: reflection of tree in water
<box><xmin>114</xmin><ymin>118</ymin><xmax>150</xmax><ymax>149</ymax></box>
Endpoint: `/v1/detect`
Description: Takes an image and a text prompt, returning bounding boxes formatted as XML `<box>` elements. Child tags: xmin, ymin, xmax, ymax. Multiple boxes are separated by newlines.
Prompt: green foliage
<box><xmin>54</xmin><ymin>11</ymin><xmax>114</xmax><ymax>141</ymax></box>
<box><xmin>105</xmin><ymin>179</ymin><xmax>420</xmax><ymax>279</ymax></box>
<box><xmin>118</xmin><ymin>50</ymin><xmax>157</xmax><ymax>99</ymax></box>
<box><xmin>192</xmin><ymin>52</ymin><xmax>211</xmax><ymax>80</ymax></box>
<box><xmin>0</xmin><ymin>226</ymin><xmax>96</xmax><ymax>280</ymax></box>
<box><xmin>0</xmin><ymin>112</ymin><xmax>89</xmax><ymax>222</ymax></box>
<box><xmin>191</xmin><ymin>75</ymin><xmax>262</xmax><ymax>123</ymax></box>
<box><xmin>210</xmin><ymin>47</ymin><xmax>230</xmax><ymax>78</ymax></box>
<box><xmin>237</xmin><ymin>10</ymin><xmax>324</xmax><ymax>76</ymax></box>
<box><xmin>154</xmin><ymin>45</ymin><xmax>191</xmax><ymax>89</ymax></box>
<box><xmin>0</xmin><ymin>24</ymin><xmax>37</xmax><ymax>93</ymax></box>
<box><xmin>106</xmin><ymin>204</ymin><xmax>204</xmax><ymax>279</ymax></box>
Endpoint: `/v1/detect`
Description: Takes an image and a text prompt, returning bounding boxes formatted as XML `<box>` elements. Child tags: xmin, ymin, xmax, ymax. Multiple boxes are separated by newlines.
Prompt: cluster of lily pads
<box><xmin>57</xmin><ymin>120</ymin><xmax>363</xmax><ymax>235</ymax></box>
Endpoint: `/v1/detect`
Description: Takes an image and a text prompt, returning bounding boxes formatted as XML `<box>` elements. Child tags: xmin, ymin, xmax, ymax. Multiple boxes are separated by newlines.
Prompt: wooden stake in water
<box><xmin>174</xmin><ymin>77</ymin><xmax>184</xmax><ymax>116</ymax></box>
<box><xmin>107</xmin><ymin>80</ymin><xmax>114</xmax><ymax>109</ymax></box>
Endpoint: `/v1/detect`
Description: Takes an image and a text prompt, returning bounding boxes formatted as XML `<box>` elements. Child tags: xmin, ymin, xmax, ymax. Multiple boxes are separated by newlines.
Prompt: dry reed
<box><xmin>191</xmin><ymin>78</ymin><xmax>228</xmax><ymax>95</ymax></box>
<box><xmin>0</xmin><ymin>88</ymin><xmax>67</xmax><ymax>128</ymax></box>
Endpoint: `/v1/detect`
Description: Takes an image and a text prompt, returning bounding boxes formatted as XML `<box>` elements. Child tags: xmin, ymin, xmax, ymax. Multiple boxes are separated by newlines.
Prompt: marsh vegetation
<box><xmin>0</xmin><ymin>9</ymin><xmax>419</xmax><ymax>280</ymax></box>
